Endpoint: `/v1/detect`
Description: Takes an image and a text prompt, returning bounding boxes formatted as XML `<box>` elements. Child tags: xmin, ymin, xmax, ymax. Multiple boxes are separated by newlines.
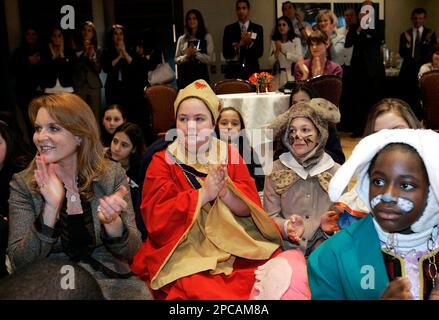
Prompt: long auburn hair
<box><xmin>26</xmin><ymin>93</ymin><xmax>107</xmax><ymax>199</ymax></box>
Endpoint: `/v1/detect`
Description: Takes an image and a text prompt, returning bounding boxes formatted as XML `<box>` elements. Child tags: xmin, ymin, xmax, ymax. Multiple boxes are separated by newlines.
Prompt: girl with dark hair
<box><xmin>215</xmin><ymin>107</ymin><xmax>265</xmax><ymax>192</ymax></box>
<box><xmin>175</xmin><ymin>9</ymin><xmax>214</xmax><ymax>88</ymax></box>
<box><xmin>73</xmin><ymin>21</ymin><xmax>103</xmax><ymax>120</ymax></box>
<box><xmin>269</xmin><ymin>16</ymin><xmax>302</xmax><ymax>89</ymax></box>
<box><xmin>105</xmin><ymin>123</ymin><xmax>147</xmax><ymax>238</ymax></box>
<box><xmin>100</xmin><ymin>104</ymin><xmax>126</xmax><ymax>147</ymax></box>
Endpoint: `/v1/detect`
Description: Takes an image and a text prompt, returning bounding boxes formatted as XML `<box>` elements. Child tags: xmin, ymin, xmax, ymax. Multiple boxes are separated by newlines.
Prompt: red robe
<box><xmin>131</xmin><ymin>144</ymin><xmax>281</xmax><ymax>299</ymax></box>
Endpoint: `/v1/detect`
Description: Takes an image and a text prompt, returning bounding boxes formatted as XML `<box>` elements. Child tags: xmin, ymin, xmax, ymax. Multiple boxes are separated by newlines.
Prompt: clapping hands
<box><xmin>296</xmin><ymin>58</ymin><xmax>309</xmax><ymax>80</ymax></box>
<box><xmin>201</xmin><ymin>164</ymin><xmax>229</xmax><ymax>205</ymax></box>
<box><xmin>34</xmin><ymin>155</ymin><xmax>65</xmax><ymax>210</ymax></box>
<box><xmin>186</xmin><ymin>44</ymin><xmax>198</xmax><ymax>58</ymax></box>
<box><xmin>287</xmin><ymin>214</ymin><xmax>305</xmax><ymax>243</ymax></box>
<box><xmin>98</xmin><ymin>186</ymin><xmax>129</xmax><ymax>225</ymax></box>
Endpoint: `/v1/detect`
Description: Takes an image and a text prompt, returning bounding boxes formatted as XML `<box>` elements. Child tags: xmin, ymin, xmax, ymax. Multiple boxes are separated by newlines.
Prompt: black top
<box><xmin>0</xmin><ymin>163</ymin><xmax>21</xmax><ymax>219</ymax></box>
<box><xmin>40</xmin><ymin>45</ymin><xmax>76</xmax><ymax>89</ymax></box>
<box><xmin>59</xmin><ymin>194</ymin><xmax>95</xmax><ymax>261</ymax></box>
<box><xmin>223</xmin><ymin>21</ymin><xmax>264</xmax><ymax>79</ymax></box>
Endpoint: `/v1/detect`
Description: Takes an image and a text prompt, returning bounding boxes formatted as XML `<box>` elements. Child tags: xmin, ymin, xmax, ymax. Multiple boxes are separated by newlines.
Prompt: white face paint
<box><xmin>370</xmin><ymin>194</ymin><xmax>414</xmax><ymax>213</ymax></box>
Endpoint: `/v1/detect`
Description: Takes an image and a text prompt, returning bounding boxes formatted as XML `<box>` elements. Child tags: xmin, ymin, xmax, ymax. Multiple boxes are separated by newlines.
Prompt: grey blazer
<box><xmin>7</xmin><ymin>160</ymin><xmax>141</xmax><ymax>276</ymax></box>
<box><xmin>72</xmin><ymin>48</ymin><xmax>103</xmax><ymax>89</ymax></box>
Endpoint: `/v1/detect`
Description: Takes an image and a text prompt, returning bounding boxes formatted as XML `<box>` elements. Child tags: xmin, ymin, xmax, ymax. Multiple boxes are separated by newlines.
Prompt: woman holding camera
<box><xmin>175</xmin><ymin>9</ymin><xmax>214</xmax><ymax>89</ymax></box>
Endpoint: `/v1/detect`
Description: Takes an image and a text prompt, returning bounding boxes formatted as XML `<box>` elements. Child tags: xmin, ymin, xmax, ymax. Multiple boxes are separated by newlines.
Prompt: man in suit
<box><xmin>222</xmin><ymin>0</ymin><xmax>263</xmax><ymax>80</ymax></box>
<box><xmin>338</xmin><ymin>8</ymin><xmax>358</xmax><ymax>132</ymax></box>
<box><xmin>345</xmin><ymin>1</ymin><xmax>385</xmax><ymax>137</ymax></box>
<box><xmin>399</xmin><ymin>8</ymin><xmax>437</xmax><ymax>119</ymax></box>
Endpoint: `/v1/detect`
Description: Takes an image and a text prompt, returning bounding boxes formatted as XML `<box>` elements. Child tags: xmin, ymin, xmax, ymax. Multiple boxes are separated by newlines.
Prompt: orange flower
<box><xmin>249</xmin><ymin>73</ymin><xmax>259</xmax><ymax>85</ymax></box>
<box><xmin>249</xmin><ymin>72</ymin><xmax>273</xmax><ymax>86</ymax></box>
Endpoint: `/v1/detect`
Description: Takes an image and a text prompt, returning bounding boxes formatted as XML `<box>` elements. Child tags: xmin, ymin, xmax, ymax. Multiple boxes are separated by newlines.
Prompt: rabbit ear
<box><xmin>308</xmin><ymin>98</ymin><xmax>340</xmax><ymax>124</ymax></box>
<box><xmin>266</xmin><ymin>110</ymin><xmax>290</xmax><ymax>141</ymax></box>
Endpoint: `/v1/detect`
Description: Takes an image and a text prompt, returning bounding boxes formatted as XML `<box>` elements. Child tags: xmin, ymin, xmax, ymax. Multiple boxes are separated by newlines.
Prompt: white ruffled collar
<box><xmin>279</xmin><ymin>152</ymin><xmax>335</xmax><ymax>180</ymax></box>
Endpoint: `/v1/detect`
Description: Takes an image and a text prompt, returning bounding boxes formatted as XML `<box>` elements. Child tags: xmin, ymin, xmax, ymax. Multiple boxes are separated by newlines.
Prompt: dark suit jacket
<box><xmin>399</xmin><ymin>27</ymin><xmax>437</xmax><ymax>65</ymax></box>
<box><xmin>40</xmin><ymin>46</ymin><xmax>75</xmax><ymax>89</ymax></box>
<box><xmin>399</xmin><ymin>27</ymin><xmax>437</xmax><ymax>80</ymax></box>
<box><xmin>345</xmin><ymin>22</ymin><xmax>385</xmax><ymax>79</ymax></box>
<box><xmin>222</xmin><ymin>21</ymin><xmax>263</xmax><ymax>79</ymax></box>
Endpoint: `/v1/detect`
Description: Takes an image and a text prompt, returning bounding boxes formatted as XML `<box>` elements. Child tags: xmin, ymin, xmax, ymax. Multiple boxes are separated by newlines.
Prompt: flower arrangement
<box><xmin>249</xmin><ymin>72</ymin><xmax>273</xmax><ymax>93</ymax></box>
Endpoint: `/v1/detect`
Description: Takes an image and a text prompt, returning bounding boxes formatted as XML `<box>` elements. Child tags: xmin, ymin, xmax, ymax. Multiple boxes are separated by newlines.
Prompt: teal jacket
<box><xmin>308</xmin><ymin>214</ymin><xmax>390</xmax><ymax>299</ymax></box>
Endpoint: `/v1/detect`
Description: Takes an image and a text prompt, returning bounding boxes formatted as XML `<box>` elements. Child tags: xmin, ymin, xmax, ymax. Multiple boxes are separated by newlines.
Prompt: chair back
<box><xmin>420</xmin><ymin>70</ymin><xmax>439</xmax><ymax>130</ymax></box>
<box><xmin>144</xmin><ymin>84</ymin><xmax>177</xmax><ymax>137</ymax></box>
<box><xmin>214</xmin><ymin>79</ymin><xmax>253</xmax><ymax>95</ymax></box>
<box><xmin>307</xmin><ymin>75</ymin><xmax>342</xmax><ymax>107</ymax></box>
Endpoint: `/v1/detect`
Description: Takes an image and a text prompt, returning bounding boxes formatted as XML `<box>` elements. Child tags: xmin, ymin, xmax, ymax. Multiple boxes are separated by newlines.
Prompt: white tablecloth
<box><xmin>217</xmin><ymin>92</ymin><xmax>291</xmax><ymax>129</ymax></box>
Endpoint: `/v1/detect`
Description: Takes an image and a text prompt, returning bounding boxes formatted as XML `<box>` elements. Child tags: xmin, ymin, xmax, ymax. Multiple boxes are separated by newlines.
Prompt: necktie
<box><xmin>240</xmin><ymin>24</ymin><xmax>247</xmax><ymax>67</ymax></box>
<box><xmin>414</xmin><ymin>28</ymin><xmax>421</xmax><ymax>63</ymax></box>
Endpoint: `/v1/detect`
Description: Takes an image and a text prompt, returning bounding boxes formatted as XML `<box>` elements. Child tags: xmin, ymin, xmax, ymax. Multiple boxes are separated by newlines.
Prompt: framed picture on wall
<box><xmin>276</xmin><ymin>0</ymin><xmax>384</xmax><ymax>28</ymax></box>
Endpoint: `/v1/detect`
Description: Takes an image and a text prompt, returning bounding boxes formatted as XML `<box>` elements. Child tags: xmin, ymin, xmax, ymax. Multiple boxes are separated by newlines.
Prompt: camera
<box><xmin>188</xmin><ymin>39</ymin><xmax>201</xmax><ymax>51</ymax></box>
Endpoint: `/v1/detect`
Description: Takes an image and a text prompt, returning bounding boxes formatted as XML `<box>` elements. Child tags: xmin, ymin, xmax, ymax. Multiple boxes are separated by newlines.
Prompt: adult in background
<box><xmin>102</xmin><ymin>24</ymin><xmax>136</xmax><ymax>120</ymax></box>
<box><xmin>337</xmin><ymin>8</ymin><xmax>358</xmax><ymax>133</ymax></box>
<box><xmin>10</xmin><ymin>26</ymin><xmax>43</xmax><ymax>142</ymax></box>
<box><xmin>315</xmin><ymin>9</ymin><xmax>345</xmax><ymax>66</ymax></box>
<box><xmin>130</xmin><ymin>34</ymin><xmax>162</xmax><ymax>144</ymax></box>
<box><xmin>269</xmin><ymin>16</ymin><xmax>302</xmax><ymax>89</ymax></box>
<box><xmin>73</xmin><ymin>21</ymin><xmax>103</xmax><ymax>120</ymax></box>
<box><xmin>399</xmin><ymin>8</ymin><xmax>436</xmax><ymax>119</ymax></box>
<box><xmin>175</xmin><ymin>9</ymin><xmax>214</xmax><ymax>89</ymax></box>
<box><xmin>40</xmin><ymin>26</ymin><xmax>76</xmax><ymax>94</ymax></box>
<box><xmin>418</xmin><ymin>43</ymin><xmax>439</xmax><ymax>80</ymax></box>
<box><xmin>294</xmin><ymin>29</ymin><xmax>342</xmax><ymax>81</ymax></box>
<box><xmin>345</xmin><ymin>1</ymin><xmax>385</xmax><ymax>137</ymax></box>
<box><xmin>223</xmin><ymin>0</ymin><xmax>263</xmax><ymax>80</ymax></box>
<box><xmin>281</xmin><ymin>1</ymin><xmax>311</xmax><ymax>55</ymax></box>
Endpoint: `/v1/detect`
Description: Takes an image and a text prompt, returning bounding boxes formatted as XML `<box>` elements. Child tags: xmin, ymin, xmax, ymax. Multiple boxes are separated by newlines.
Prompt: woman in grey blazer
<box><xmin>7</xmin><ymin>93</ymin><xmax>150</xmax><ymax>300</ymax></box>
<box><xmin>73</xmin><ymin>21</ymin><xmax>103</xmax><ymax>120</ymax></box>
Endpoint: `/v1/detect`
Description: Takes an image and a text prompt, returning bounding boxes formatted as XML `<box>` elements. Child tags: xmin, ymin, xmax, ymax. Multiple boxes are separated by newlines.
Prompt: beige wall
<box><xmin>425</xmin><ymin>1</ymin><xmax>439</xmax><ymax>39</ymax></box>
<box><xmin>182</xmin><ymin>0</ymin><xmax>439</xmax><ymax>84</ymax></box>
<box><xmin>384</xmin><ymin>0</ymin><xmax>427</xmax><ymax>54</ymax></box>
<box><xmin>182</xmin><ymin>0</ymin><xmax>276</xmax><ymax>84</ymax></box>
